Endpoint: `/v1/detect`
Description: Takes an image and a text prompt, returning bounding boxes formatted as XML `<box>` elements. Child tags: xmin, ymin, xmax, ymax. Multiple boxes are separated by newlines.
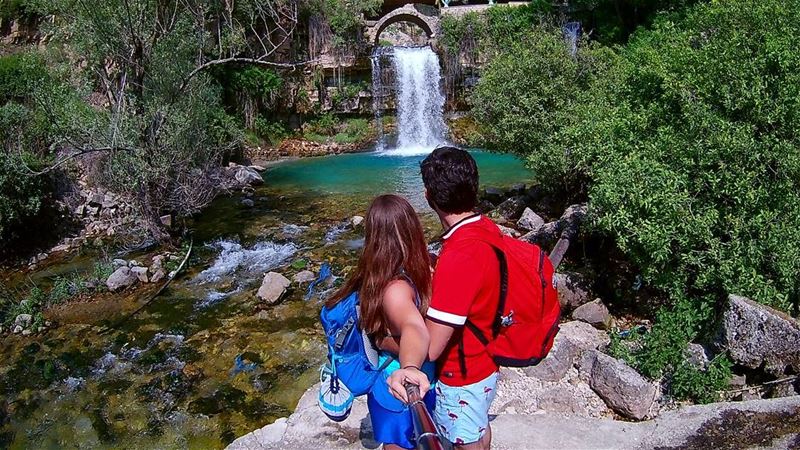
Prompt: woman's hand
<box><xmin>387</xmin><ymin>367</ymin><xmax>431</xmax><ymax>403</ymax></box>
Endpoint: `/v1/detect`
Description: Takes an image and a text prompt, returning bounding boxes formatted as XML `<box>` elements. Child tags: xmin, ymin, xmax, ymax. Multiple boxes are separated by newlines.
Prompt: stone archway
<box><xmin>366</xmin><ymin>4</ymin><xmax>440</xmax><ymax>44</ymax></box>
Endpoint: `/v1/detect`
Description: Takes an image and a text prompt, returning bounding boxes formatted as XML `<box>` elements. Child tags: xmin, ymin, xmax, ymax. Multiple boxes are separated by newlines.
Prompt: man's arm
<box><xmin>426</xmin><ymin>318</ymin><xmax>455</xmax><ymax>361</ymax></box>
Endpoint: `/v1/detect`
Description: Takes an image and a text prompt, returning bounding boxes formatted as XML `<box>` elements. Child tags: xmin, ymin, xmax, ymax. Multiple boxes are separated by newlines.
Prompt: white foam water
<box><xmin>380</xmin><ymin>46</ymin><xmax>447</xmax><ymax>156</ymax></box>
<box><xmin>195</xmin><ymin>240</ymin><xmax>297</xmax><ymax>284</ymax></box>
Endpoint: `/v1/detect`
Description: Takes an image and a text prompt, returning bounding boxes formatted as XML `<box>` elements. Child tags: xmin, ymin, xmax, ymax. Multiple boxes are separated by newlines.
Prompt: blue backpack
<box><xmin>318</xmin><ymin>291</ymin><xmax>393</xmax><ymax>421</ymax></box>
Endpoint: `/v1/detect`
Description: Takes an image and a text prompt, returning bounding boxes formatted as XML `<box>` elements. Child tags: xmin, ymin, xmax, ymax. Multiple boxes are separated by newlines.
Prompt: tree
<box><xmin>473</xmin><ymin>0</ymin><xmax>800</xmax><ymax>388</ymax></box>
<box><xmin>28</xmin><ymin>0</ymin><xmax>308</xmax><ymax>241</ymax></box>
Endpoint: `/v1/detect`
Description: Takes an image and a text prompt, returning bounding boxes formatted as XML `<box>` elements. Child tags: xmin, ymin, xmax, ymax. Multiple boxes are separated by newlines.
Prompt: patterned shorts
<box><xmin>432</xmin><ymin>372</ymin><xmax>498</xmax><ymax>445</ymax></box>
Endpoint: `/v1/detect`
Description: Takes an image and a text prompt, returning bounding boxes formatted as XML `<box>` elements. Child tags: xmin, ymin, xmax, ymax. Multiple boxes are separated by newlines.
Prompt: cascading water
<box><xmin>375</xmin><ymin>46</ymin><xmax>447</xmax><ymax>156</ymax></box>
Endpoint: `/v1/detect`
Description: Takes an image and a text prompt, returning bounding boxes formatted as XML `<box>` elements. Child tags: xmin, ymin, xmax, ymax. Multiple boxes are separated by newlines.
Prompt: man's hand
<box><xmin>387</xmin><ymin>367</ymin><xmax>430</xmax><ymax>403</ymax></box>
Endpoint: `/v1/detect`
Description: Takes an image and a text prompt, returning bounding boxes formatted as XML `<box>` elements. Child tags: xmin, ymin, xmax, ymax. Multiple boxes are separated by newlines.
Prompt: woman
<box><xmin>325</xmin><ymin>194</ymin><xmax>435</xmax><ymax>450</ymax></box>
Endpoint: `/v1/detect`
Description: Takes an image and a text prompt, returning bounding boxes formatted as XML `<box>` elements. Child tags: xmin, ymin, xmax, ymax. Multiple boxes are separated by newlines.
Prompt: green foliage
<box><xmin>0</xmin><ymin>0</ymin><xmax>37</xmax><ymax>20</ymax></box>
<box><xmin>229</xmin><ymin>67</ymin><xmax>282</xmax><ymax>100</ymax></box>
<box><xmin>253</xmin><ymin>117</ymin><xmax>290</xmax><ymax>145</ymax></box>
<box><xmin>670</xmin><ymin>356</ymin><xmax>732</xmax><ymax>404</ymax></box>
<box><xmin>440</xmin><ymin>3</ymin><xmax>552</xmax><ymax>58</ymax></box>
<box><xmin>471</xmin><ymin>27</ymin><xmax>616</xmax><ymax>193</ymax></box>
<box><xmin>0</xmin><ymin>152</ymin><xmax>48</xmax><ymax>244</ymax></box>
<box><xmin>306</xmin><ymin>0</ymin><xmax>382</xmax><ymax>49</ymax></box>
<box><xmin>475</xmin><ymin>0</ymin><xmax>800</xmax><ymax>388</ymax></box>
<box><xmin>331</xmin><ymin>82</ymin><xmax>366</xmax><ymax>109</ymax></box>
<box><xmin>304</xmin><ymin>115</ymin><xmax>372</xmax><ymax>145</ymax></box>
<box><xmin>0</xmin><ymin>53</ymin><xmax>48</xmax><ymax>102</ymax></box>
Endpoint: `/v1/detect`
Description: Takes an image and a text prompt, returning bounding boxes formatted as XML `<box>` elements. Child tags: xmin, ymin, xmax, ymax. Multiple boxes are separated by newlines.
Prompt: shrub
<box><xmin>474</xmin><ymin>0</ymin><xmax>800</xmax><ymax>394</ymax></box>
<box><xmin>0</xmin><ymin>152</ymin><xmax>49</xmax><ymax>246</ymax></box>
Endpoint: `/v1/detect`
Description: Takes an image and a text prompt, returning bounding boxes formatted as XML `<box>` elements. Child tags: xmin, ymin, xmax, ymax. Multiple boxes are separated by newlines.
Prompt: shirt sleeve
<box><xmin>426</xmin><ymin>243</ymin><xmax>487</xmax><ymax>327</ymax></box>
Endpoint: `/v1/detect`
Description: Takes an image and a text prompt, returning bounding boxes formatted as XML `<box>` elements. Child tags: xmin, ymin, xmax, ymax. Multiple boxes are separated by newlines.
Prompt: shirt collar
<box><xmin>442</xmin><ymin>213</ymin><xmax>482</xmax><ymax>240</ymax></box>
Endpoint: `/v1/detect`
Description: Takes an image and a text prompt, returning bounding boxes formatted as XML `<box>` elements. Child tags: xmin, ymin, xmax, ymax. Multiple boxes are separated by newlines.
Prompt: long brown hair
<box><xmin>326</xmin><ymin>194</ymin><xmax>431</xmax><ymax>339</ymax></box>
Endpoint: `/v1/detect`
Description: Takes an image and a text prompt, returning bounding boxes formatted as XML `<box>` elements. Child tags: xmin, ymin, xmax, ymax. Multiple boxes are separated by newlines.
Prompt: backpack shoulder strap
<box><xmin>459</xmin><ymin>240</ymin><xmax>509</xmax><ymax>377</ymax></box>
<box><xmin>397</xmin><ymin>269</ymin><xmax>422</xmax><ymax>309</ymax></box>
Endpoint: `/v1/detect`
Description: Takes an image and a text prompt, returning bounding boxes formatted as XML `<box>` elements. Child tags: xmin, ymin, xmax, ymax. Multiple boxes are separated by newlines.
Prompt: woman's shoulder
<box><xmin>382</xmin><ymin>278</ymin><xmax>416</xmax><ymax>303</ymax></box>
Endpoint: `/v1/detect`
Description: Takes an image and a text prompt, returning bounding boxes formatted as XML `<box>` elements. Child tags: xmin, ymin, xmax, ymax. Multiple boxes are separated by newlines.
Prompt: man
<box><xmin>389</xmin><ymin>146</ymin><xmax>501</xmax><ymax>450</ymax></box>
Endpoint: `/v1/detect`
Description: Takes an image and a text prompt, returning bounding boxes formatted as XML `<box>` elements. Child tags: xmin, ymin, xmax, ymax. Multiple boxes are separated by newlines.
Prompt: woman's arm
<box><xmin>382</xmin><ymin>279</ymin><xmax>431</xmax><ymax>402</ymax></box>
<box><xmin>382</xmin><ymin>279</ymin><xmax>429</xmax><ymax>370</ymax></box>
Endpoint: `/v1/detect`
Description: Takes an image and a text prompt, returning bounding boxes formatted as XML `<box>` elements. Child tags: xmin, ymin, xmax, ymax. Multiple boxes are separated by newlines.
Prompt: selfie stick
<box><xmin>405</xmin><ymin>384</ymin><xmax>446</xmax><ymax>450</ymax></box>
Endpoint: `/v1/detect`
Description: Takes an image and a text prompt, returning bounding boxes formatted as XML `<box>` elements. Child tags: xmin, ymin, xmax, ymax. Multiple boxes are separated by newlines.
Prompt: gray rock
<box><xmin>249</xmin><ymin>165</ymin><xmax>266</xmax><ymax>172</ymax></box>
<box><xmin>130</xmin><ymin>266</ymin><xmax>149</xmax><ymax>283</ymax></box>
<box><xmin>524</xmin><ymin>335</ymin><xmax>580</xmax><ymax>382</ymax></box>
<box><xmin>685</xmin><ymin>343</ymin><xmax>710</xmax><ymax>369</ymax></box>
<box><xmin>106</xmin><ymin>267</ymin><xmax>138</xmax><ymax>291</ymax></box>
<box><xmin>241</xmin><ymin>198</ymin><xmax>255</xmax><ymax>208</ymax></box>
<box><xmin>101</xmin><ymin>194</ymin><xmax>118</xmax><ymax>209</ymax></box>
<box><xmin>483</xmin><ymin>187</ymin><xmax>505</xmax><ymax>203</ymax></box>
<box><xmin>521</xmin><ymin>221</ymin><xmax>560</xmax><ymax>245</ymax></box>
<box><xmin>719</xmin><ymin>294</ymin><xmax>800</xmax><ymax>376</ymax></box>
<box><xmin>112</xmin><ymin>258</ymin><xmax>128</xmax><ymax>268</ymax></box>
<box><xmin>573</xmin><ymin>299</ymin><xmax>612</xmax><ymax>329</ymax></box>
<box><xmin>510</xmin><ymin>183</ymin><xmax>526</xmax><ymax>195</ymax></box>
<box><xmin>559</xmin><ymin>203</ymin><xmax>588</xmax><ymax>239</ymax></box>
<box><xmin>350</xmin><ymin>215</ymin><xmax>364</xmax><ymax>227</ymax></box>
<box><xmin>235</xmin><ymin>167</ymin><xmax>264</xmax><ymax>186</ymax></box>
<box><xmin>159</xmin><ymin>214</ymin><xmax>172</xmax><ymax>228</ymax></box>
<box><xmin>588</xmin><ymin>351</ymin><xmax>660</xmax><ymax>420</ymax></box>
<box><xmin>554</xmin><ymin>271</ymin><xmax>594</xmax><ymax>312</ymax></box>
<box><xmin>257</xmin><ymin>272</ymin><xmax>291</xmax><ymax>305</ymax></box>
<box><xmin>517</xmin><ymin>208</ymin><xmax>545</xmax><ymax>232</ymax></box>
<box><xmin>13</xmin><ymin>325</ymin><xmax>23</xmax><ymax>334</ymax></box>
<box><xmin>494</xmin><ymin>196</ymin><xmax>528</xmax><ymax>220</ymax></box>
<box><xmin>14</xmin><ymin>314</ymin><xmax>32</xmax><ymax>328</ymax></box>
<box><xmin>150</xmin><ymin>269</ymin><xmax>166</xmax><ymax>284</ymax></box>
<box><xmin>74</xmin><ymin>204</ymin><xmax>86</xmax><ymax>216</ymax></box>
<box><xmin>21</xmin><ymin>329</ymin><xmax>31</xmax><ymax>336</ymax></box>
<box><xmin>559</xmin><ymin>320</ymin><xmax>611</xmax><ymax>352</ymax></box>
<box><xmin>86</xmin><ymin>205</ymin><xmax>100</xmax><ymax>217</ymax></box>
<box><xmin>292</xmin><ymin>270</ymin><xmax>316</xmax><ymax>284</ymax></box>
<box><xmin>526</xmin><ymin>321</ymin><xmax>611</xmax><ymax>383</ymax></box>
<box><xmin>88</xmin><ymin>193</ymin><xmax>104</xmax><ymax>206</ymax></box>
<box><xmin>497</xmin><ymin>224</ymin><xmax>521</xmax><ymax>238</ymax></box>
<box><xmin>729</xmin><ymin>374</ymin><xmax>747</xmax><ymax>389</ymax></box>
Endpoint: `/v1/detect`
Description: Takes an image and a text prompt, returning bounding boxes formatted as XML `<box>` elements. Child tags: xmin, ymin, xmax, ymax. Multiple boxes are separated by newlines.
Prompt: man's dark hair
<box><xmin>420</xmin><ymin>146</ymin><xmax>479</xmax><ymax>214</ymax></box>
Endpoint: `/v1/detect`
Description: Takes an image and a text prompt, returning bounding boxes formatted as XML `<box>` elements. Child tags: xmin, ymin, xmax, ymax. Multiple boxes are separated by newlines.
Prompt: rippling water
<box><xmin>0</xmin><ymin>149</ymin><xmax>532</xmax><ymax>449</ymax></box>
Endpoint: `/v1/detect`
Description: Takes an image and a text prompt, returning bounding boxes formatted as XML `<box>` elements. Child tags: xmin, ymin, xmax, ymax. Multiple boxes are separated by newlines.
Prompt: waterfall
<box><xmin>563</xmin><ymin>22</ymin><xmax>581</xmax><ymax>57</ymax></box>
<box><xmin>373</xmin><ymin>46</ymin><xmax>447</xmax><ymax>156</ymax></box>
<box><xmin>371</xmin><ymin>47</ymin><xmax>387</xmax><ymax>152</ymax></box>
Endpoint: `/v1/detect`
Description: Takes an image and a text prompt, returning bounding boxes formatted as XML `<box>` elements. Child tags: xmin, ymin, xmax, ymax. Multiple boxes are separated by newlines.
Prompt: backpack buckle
<box><xmin>500</xmin><ymin>310</ymin><xmax>514</xmax><ymax>327</ymax></box>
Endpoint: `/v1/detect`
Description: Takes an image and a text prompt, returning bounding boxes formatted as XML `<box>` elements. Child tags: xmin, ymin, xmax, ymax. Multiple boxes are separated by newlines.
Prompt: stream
<box><xmin>0</xmin><ymin>149</ymin><xmax>533</xmax><ymax>449</ymax></box>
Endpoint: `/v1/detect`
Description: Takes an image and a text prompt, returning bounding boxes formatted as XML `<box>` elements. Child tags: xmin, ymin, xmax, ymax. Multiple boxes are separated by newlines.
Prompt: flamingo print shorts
<box><xmin>433</xmin><ymin>371</ymin><xmax>498</xmax><ymax>445</ymax></box>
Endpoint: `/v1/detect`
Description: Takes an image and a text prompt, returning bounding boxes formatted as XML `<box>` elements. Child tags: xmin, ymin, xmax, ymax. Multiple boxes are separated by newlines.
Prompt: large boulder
<box><xmin>554</xmin><ymin>271</ymin><xmax>594</xmax><ymax>312</ymax></box>
<box><xmin>524</xmin><ymin>321</ymin><xmax>610</xmax><ymax>382</ymax></box>
<box><xmin>586</xmin><ymin>351</ymin><xmax>660</xmax><ymax>420</ymax></box>
<box><xmin>719</xmin><ymin>294</ymin><xmax>800</xmax><ymax>376</ymax></box>
<box><xmin>559</xmin><ymin>203</ymin><xmax>588</xmax><ymax>239</ymax></box>
<box><xmin>520</xmin><ymin>221</ymin><xmax>560</xmax><ymax>246</ymax></box>
<box><xmin>257</xmin><ymin>272</ymin><xmax>291</xmax><ymax>305</ymax></box>
<box><xmin>517</xmin><ymin>208</ymin><xmax>545</xmax><ymax>232</ymax></box>
<box><xmin>14</xmin><ymin>314</ymin><xmax>32</xmax><ymax>328</ymax></box>
<box><xmin>572</xmin><ymin>299</ymin><xmax>612</xmax><ymax>330</ymax></box>
<box><xmin>106</xmin><ymin>267</ymin><xmax>138</xmax><ymax>291</ymax></box>
<box><xmin>235</xmin><ymin>167</ymin><xmax>264</xmax><ymax>186</ymax></box>
<box><xmin>292</xmin><ymin>270</ymin><xmax>316</xmax><ymax>284</ymax></box>
<box><xmin>493</xmin><ymin>196</ymin><xmax>528</xmax><ymax>221</ymax></box>
<box><xmin>130</xmin><ymin>266</ymin><xmax>149</xmax><ymax>283</ymax></box>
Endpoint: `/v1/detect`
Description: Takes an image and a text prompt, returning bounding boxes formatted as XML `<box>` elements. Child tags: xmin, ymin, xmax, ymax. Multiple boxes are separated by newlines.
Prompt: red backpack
<box><xmin>459</xmin><ymin>230</ymin><xmax>561</xmax><ymax>372</ymax></box>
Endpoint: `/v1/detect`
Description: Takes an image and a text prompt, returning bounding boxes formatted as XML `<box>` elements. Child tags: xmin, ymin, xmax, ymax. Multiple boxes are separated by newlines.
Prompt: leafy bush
<box><xmin>474</xmin><ymin>0</ymin><xmax>800</xmax><ymax>395</ymax></box>
<box><xmin>0</xmin><ymin>152</ymin><xmax>49</xmax><ymax>245</ymax></box>
<box><xmin>670</xmin><ymin>356</ymin><xmax>732</xmax><ymax>404</ymax></box>
<box><xmin>470</xmin><ymin>27</ymin><xmax>616</xmax><ymax>194</ymax></box>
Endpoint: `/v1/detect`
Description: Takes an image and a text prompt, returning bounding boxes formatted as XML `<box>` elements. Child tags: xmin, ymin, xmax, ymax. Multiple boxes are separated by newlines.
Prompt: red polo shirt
<box><xmin>427</xmin><ymin>214</ymin><xmax>501</xmax><ymax>386</ymax></box>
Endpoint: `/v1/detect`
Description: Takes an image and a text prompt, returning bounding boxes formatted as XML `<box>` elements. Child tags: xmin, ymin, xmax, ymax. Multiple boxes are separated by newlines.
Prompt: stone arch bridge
<box><xmin>365</xmin><ymin>3</ymin><xmax>441</xmax><ymax>44</ymax></box>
